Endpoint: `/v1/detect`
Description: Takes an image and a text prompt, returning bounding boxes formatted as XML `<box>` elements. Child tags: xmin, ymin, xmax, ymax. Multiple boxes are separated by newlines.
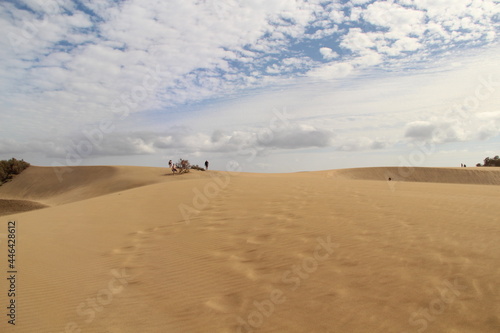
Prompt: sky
<box><xmin>0</xmin><ymin>0</ymin><xmax>499</xmax><ymax>173</ymax></box>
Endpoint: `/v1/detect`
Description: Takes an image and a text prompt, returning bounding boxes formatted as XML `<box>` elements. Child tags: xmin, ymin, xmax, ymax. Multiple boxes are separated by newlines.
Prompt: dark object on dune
<box><xmin>0</xmin><ymin>158</ymin><xmax>30</xmax><ymax>185</ymax></box>
<box><xmin>0</xmin><ymin>199</ymin><xmax>47</xmax><ymax>216</ymax></box>
<box><xmin>478</xmin><ymin>155</ymin><xmax>500</xmax><ymax>167</ymax></box>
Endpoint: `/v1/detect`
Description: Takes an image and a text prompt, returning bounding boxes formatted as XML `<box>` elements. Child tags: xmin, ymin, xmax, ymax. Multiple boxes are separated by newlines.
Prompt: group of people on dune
<box><xmin>168</xmin><ymin>159</ymin><xmax>209</xmax><ymax>174</ymax></box>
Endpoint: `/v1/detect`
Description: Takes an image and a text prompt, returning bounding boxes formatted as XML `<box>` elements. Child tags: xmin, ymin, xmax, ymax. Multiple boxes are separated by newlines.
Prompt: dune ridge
<box><xmin>1</xmin><ymin>165</ymin><xmax>499</xmax><ymax>333</ymax></box>
<box><xmin>0</xmin><ymin>165</ymin><xmax>171</xmax><ymax>205</ymax></box>
<box><xmin>0</xmin><ymin>165</ymin><xmax>216</xmax><ymax>214</ymax></box>
<box><xmin>332</xmin><ymin>166</ymin><xmax>500</xmax><ymax>185</ymax></box>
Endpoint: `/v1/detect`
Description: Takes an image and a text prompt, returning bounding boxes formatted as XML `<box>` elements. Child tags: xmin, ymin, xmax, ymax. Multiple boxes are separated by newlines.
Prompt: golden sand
<box><xmin>0</xmin><ymin>166</ymin><xmax>499</xmax><ymax>332</ymax></box>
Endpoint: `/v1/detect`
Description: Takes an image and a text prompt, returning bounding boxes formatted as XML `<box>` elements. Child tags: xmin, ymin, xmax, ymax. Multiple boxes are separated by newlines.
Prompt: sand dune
<box><xmin>0</xmin><ymin>165</ymin><xmax>183</xmax><ymax>204</ymax></box>
<box><xmin>0</xmin><ymin>165</ymin><xmax>206</xmax><ymax>213</ymax></box>
<box><xmin>333</xmin><ymin>166</ymin><xmax>500</xmax><ymax>185</ymax></box>
<box><xmin>1</xmin><ymin>166</ymin><xmax>499</xmax><ymax>333</ymax></box>
<box><xmin>0</xmin><ymin>199</ymin><xmax>48</xmax><ymax>216</ymax></box>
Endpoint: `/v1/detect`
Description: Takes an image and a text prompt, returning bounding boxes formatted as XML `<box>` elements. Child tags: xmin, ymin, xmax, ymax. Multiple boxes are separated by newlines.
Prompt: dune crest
<box><xmin>331</xmin><ymin>166</ymin><xmax>500</xmax><ymax>185</ymax></box>
<box><xmin>0</xmin><ymin>165</ymin><xmax>204</xmax><ymax>206</ymax></box>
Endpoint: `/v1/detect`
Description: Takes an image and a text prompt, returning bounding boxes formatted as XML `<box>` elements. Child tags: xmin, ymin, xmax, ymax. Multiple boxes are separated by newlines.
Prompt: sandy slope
<box><xmin>0</xmin><ymin>165</ymin><xmax>198</xmax><ymax>205</ymax></box>
<box><xmin>334</xmin><ymin>166</ymin><xmax>500</xmax><ymax>185</ymax></box>
<box><xmin>0</xmin><ymin>166</ymin><xmax>499</xmax><ymax>333</ymax></box>
<box><xmin>0</xmin><ymin>199</ymin><xmax>48</xmax><ymax>216</ymax></box>
<box><xmin>0</xmin><ymin>165</ymin><xmax>207</xmax><ymax>215</ymax></box>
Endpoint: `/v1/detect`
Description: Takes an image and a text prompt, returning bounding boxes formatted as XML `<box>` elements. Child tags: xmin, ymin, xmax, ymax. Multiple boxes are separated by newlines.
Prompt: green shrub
<box><xmin>0</xmin><ymin>158</ymin><xmax>30</xmax><ymax>184</ymax></box>
<box><xmin>478</xmin><ymin>155</ymin><xmax>500</xmax><ymax>167</ymax></box>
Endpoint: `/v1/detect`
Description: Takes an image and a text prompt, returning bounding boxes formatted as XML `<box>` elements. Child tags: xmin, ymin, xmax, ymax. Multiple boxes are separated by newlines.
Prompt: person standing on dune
<box><xmin>205</xmin><ymin>160</ymin><xmax>209</xmax><ymax>170</ymax></box>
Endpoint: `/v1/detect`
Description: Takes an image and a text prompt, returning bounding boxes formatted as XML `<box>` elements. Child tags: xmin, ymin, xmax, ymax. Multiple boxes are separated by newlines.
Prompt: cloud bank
<box><xmin>0</xmin><ymin>0</ymin><xmax>499</xmax><ymax>171</ymax></box>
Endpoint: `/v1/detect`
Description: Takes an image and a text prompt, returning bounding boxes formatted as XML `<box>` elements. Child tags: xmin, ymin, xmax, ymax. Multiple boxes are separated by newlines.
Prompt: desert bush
<box><xmin>0</xmin><ymin>167</ymin><xmax>6</xmax><ymax>181</ymax></box>
<box><xmin>477</xmin><ymin>155</ymin><xmax>500</xmax><ymax>167</ymax></box>
<box><xmin>175</xmin><ymin>159</ymin><xmax>190</xmax><ymax>173</ymax></box>
<box><xmin>0</xmin><ymin>158</ymin><xmax>30</xmax><ymax>184</ymax></box>
<box><xmin>190</xmin><ymin>164</ymin><xmax>206</xmax><ymax>171</ymax></box>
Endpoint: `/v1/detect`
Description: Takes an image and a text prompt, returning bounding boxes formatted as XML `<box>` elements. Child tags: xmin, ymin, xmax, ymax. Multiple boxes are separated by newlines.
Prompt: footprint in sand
<box><xmin>205</xmin><ymin>293</ymin><xmax>247</xmax><ymax>313</ymax></box>
<box><xmin>112</xmin><ymin>245</ymin><xmax>138</xmax><ymax>255</ymax></box>
<box><xmin>226</xmin><ymin>256</ymin><xmax>259</xmax><ymax>281</ymax></box>
<box><xmin>246</xmin><ymin>233</ymin><xmax>274</xmax><ymax>245</ymax></box>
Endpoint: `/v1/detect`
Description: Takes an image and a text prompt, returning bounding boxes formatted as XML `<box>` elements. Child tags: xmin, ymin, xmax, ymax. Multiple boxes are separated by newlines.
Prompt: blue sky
<box><xmin>0</xmin><ymin>0</ymin><xmax>499</xmax><ymax>172</ymax></box>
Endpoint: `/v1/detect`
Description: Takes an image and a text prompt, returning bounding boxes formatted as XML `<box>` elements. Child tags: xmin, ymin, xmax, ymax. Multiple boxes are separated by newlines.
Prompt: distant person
<box><xmin>168</xmin><ymin>160</ymin><xmax>172</xmax><ymax>168</ymax></box>
<box><xmin>464</xmin><ymin>164</ymin><xmax>466</xmax><ymax>167</ymax></box>
<box><xmin>205</xmin><ymin>160</ymin><xmax>209</xmax><ymax>170</ymax></box>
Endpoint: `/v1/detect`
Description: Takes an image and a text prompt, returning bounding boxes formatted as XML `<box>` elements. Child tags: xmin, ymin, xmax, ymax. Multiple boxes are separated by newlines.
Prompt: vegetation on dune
<box><xmin>0</xmin><ymin>158</ymin><xmax>30</xmax><ymax>185</ymax></box>
<box><xmin>476</xmin><ymin>155</ymin><xmax>500</xmax><ymax>167</ymax></box>
<box><xmin>172</xmin><ymin>159</ymin><xmax>206</xmax><ymax>173</ymax></box>
<box><xmin>190</xmin><ymin>164</ymin><xmax>206</xmax><ymax>171</ymax></box>
<box><xmin>174</xmin><ymin>159</ymin><xmax>191</xmax><ymax>174</ymax></box>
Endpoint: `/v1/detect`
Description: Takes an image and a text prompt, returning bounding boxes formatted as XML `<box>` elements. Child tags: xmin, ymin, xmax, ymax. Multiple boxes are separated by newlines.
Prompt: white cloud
<box><xmin>341</xmin><ymin>27</ymin><xmax>376</xmax><ymax>54</ymax></box>
<box><xmin>404</xmin><ymin>111</ymin><xmax>500</xmax><ymax>145</ymax></box>
<box><xmin>338</xmin><ymin>137</ymin><xmax>390</xmax><ymax>152</ymax></box>
<box><xmin>1</xmin><ymin>0</ymin><xmax>499</xmax><ymax>171</ymax></box>
<box><xmin>307</xmin><ymin>62</ymin><xmax>354</xmax><ymax>80</ymax></box>
<box><xmin>363</xmin><ymin>2</ymin><xmax>426</xmax><ymax>36</ymax></box>
<box><xmin>328</xmin><ymin>8</ymin><xmax>346</xmax><ymax>24</ymax></box>
<box><xmin>319</xmin><ymin>47</ymin><xmax>339</xmax><ymax>60</ymax></box>
<box><xmin>350</xmin><ymin>0</ymin><xmax>373</xmax><ymax>5</ymax></box>
<box><xmin>391</xmin><ymin>37</ymin><xmax>422</xmax><ymax>53</ymax></box>
<box><xmin>405</xmin><ymin>121</ymin><xmax>437</xmax><ymax>140</ymax></box>
<box><xmin>258</xmin><ymin>124</ymin><xmax>334</xmax><ymax>149</ymax></box>
<box><xmin>352</xmin><ymin>50</ymin><xmax>382</xmax><ymax>67</ymax></box>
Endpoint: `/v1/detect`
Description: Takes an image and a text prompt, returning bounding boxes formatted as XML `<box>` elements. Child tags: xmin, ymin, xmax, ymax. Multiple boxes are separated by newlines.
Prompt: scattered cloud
<box><xmin>307</xmin><ymin>62</ymin><xmax>354</xmax><ymax>80</ymax></box>
<box><xmin>319</xmin><ymin>47</ymin><xmax>339</xmax><ymax>60</ymax></box>
<box><xmin>1</xmin><ymin>0</ymin><xmax>499</xmax><ymax>171</ymax></box>
<box><xmin>405</xmin><ymin>121</ymin><xmax>437</xmax><ymax>141</ymax></box>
